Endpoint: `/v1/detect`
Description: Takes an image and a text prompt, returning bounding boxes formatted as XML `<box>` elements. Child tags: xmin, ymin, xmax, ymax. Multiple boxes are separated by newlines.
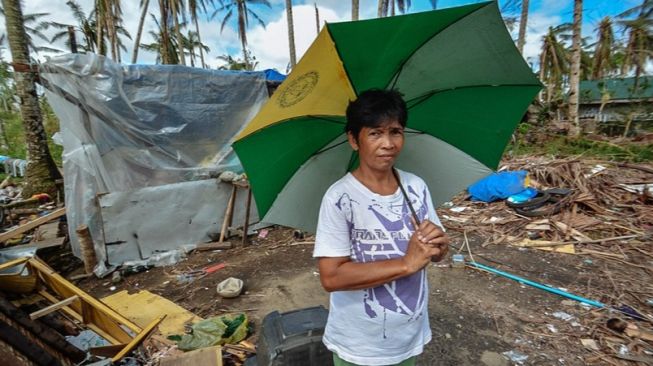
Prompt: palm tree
<box><xmin>212</xmin><ymin>0</ymin><xmax>271</xmax><ymax>69</ymax></box>
<box><xmin>352</xmin><ymin>0</ymin><xmax>359</xmax><ymax>20</ymax></box>
<box><xmin>132</xmin><ymin>0</ymin><xmax>150</xmax><ymax>63</ymax></box>
<box><xmin>0</xmin><ymin>8</ymin><xmax>61</xmax><ymax>54</ymax></box>
<box><xmin>517</xmin><ymin>0</ymin><xmax>529</xmax><ymax>54</ymax></box>
<box><xmin>617</xmin><ymin>0</ymin><xmax>653</xmax><ymax>85</ymax></box>
<box><xmin>217</xmin><ymin>52</ymin><xmax>257</xmax><ymax>70</ymax></box>
<box><xmin>590</xmin><ymin>17</ymin><xmax>616</xmax><ymax>80</ymax></box>
<box><xmin>188</xmin><ymin>0</ymin><xmax>209</xmax><ymax>68</ymax></box>
<box><xmin>1</xmin><ymin>0</ymin><xmax>61</xmax><ymax>197</ymax></box>
<box><xmin>169</xmin><ymin>0</ymin><xmax>186</xmax><ymax>65</ymax></box>
<box><xmin>539</xmin><ymin>25</ymin><xmax>570</xmax><ymax>104</ymax></box>
<box><xmin>377</xmin><ymin>0</ymin><xmax>410</xmax><ymax>17</ymax></box>
<box><xmin>140</xmin><ymin>13</ymin><xmax>179</xmax><ymax>64</ymax></box>
<box><xmin>94</xmin><ymin>0</ymin><xmax>128</xmax><ymax>61</ymax></box>
<box><xmin>184</xmin><ymin>29</ymin><xmax>209</xmax><ymax>67</ymax></box>
<box><xmin>285</xmin><ymin>0</ymin><xmax>296</xmax><ymax>69</ymax></box>
<box><xmin>568</xmin><ymin>0</ymin><xmax>583</xmax><ymax>135</ymax></box>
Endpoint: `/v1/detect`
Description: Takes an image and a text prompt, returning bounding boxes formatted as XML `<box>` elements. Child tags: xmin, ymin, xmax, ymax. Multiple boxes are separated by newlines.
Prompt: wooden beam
<box><xmin>0</xmin><ymin>208</ymin><xmax>66</xmax><ymax>243</ymax></box>
<box><xmin>0</xmin><ymin>257</ymin><xmax>29</xmax><ymax>272</ymax></box>
<box><xmin>89</xmin><ymin>344</ymin><xmax>127</xmax><ymax>358</ymax></box>
<box><xmin>29</xmin><ymin>295</ymin><xmax>79</xmax><ymax>320</ymax></box>
<box><xmin>38</xmin><ymin>290</ymin><xmax>121</xmax><ymax>345</ymax></box>
<box><xmin>112</xmin><ymin>315</ymin><xmax>166</xmax><ymax>362</ymax></box>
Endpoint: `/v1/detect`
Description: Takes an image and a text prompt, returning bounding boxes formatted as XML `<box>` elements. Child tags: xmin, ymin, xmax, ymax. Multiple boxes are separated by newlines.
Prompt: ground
<box><xmin>66</xmin><ymin>224</ymin><xmax>651</xmax><ymax>366</ymax></box>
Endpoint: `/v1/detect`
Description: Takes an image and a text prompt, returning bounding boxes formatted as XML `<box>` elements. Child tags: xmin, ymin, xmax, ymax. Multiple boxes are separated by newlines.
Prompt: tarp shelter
<box><xmin>40</xmin><ymin>54</ymin><xmax>273</xmax><ymax>266</ymax></box>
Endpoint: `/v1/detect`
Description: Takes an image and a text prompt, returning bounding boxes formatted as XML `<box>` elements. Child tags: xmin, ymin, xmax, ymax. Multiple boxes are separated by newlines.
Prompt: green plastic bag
<box><xmin>173</xmin><ymin>313</ymin><xmax>248</xmax><ymax>351</ymax></box>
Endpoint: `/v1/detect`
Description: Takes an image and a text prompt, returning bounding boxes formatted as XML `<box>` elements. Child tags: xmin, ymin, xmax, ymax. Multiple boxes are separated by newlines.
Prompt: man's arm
<box><xmin>318</xmin><ymin>223</ymin><xmax>448</xmax><ymax>292</ymax></box>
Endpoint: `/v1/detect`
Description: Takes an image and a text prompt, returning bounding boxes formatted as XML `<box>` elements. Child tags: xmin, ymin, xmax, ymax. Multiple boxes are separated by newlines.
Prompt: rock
<box><xmin>481</xmin><ymin>351</ymin><xmax>508</xmax><ymax>366</ymax></box>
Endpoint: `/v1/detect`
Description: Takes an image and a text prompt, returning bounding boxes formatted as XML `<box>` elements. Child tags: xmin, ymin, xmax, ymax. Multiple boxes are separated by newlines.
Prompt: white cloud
<box><xmin>521</xmin><ymin>12</ymin><xmax>563</xmax><ymax>69</ymax></box>
<box><xmin>245</xmin><ymin>4</ymin><xmax>347</xmax><ymax>72</ymax></box>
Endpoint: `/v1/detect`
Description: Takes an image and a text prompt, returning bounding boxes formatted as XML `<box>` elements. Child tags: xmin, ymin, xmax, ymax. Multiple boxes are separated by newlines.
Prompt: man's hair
<box><xmin>345</xmin><ymin>89</ymin><xmax>408</xmax><ymax>140</ymax></box>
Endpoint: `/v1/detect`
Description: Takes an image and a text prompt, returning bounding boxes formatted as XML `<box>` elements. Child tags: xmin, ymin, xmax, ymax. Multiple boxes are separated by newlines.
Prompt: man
<box><xmin>314</xmin><ymin>89</ymin><xmax>450</xmax><ymax>366</ymax></box>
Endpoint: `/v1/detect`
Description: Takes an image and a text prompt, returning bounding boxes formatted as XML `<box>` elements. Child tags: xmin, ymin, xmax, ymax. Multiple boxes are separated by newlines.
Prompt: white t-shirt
<box><xmin>313</xmin><ymin>170</ymin><xmax>442</xmax><ymax>366</ymax></box>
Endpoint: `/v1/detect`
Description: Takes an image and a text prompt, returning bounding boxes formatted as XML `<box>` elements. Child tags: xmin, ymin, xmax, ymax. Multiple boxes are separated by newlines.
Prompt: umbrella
<box><xmin>233</xmin><ymin>1</ymin><xmax>542</xmax><ymax>232</ymax></box>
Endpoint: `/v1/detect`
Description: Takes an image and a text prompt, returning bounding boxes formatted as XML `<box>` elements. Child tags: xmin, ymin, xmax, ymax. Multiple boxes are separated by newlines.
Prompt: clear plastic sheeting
<box><xmin>40</xmin><ymin>54</ymin><xmax>268</xmax><ymax>264</ymax></box>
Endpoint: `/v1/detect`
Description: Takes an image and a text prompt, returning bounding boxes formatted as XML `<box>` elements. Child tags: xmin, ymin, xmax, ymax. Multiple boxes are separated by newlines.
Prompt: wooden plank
<box><xmin>0</xmin><ymin>257</ymin><xmax>29</xmax><ymax>272</ymax></box>
<box><xmin>0</xmin><ymin>208</ymin><xmax>66</xmax><ymax>243</ymax></box>
<box><xmin>195</xmin><ymin>241</ymin><xmax>233</xmax><ymax>251</ymax></box>
<box><xmin>89</xmin><ymin>344</ymin><xmax>127</xmax><ymax>358</ymax></box>
<box><xmin>38</xmin><ymin>290</ymin><xmax>121</xmax><ymax>345</ymax></box>
<box><xmin>112</xmin><ymin>315</ymin><xmax>166</xmax><ymax>362</ymax></box>
<box><xmin>29</xmin><ymin>258</ymin><xmax>141</xmax><ymax>345</ymax></box>
<box><xmin>29</xmin><ymin>295</ymin><xmax>79</xmax><ymax>320</ymax></box>
<box><xmin>160</xmin><ymin>345</ymin><xmax>222</xmax><ymax>366</ymax></box>
<box><xmin>7</xmin><ymin>237</ymin><xmax>66</xmax><ymax>252</ymax></box>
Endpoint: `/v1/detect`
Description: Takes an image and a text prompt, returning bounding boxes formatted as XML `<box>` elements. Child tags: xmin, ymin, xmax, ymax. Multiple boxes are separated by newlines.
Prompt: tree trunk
<box><xmin>158</xmin><ymin>0</ymin><xmax>171</xmax><ymax>64</ymax></box>
<box><xmin>171</xmin><ymin>0</ymin><xmax>185</xmax><ymax>66</ymax></box>
<box><xmin>352</xmin><ymin>0</ymin><xmax>359</xmax><ymax>20</ymax></box>
<box><xmin>517</xmin><ymin>0</ymin><xmax>529</xmax><ymax>54</ymax></box>
<box><xmin>1</xmin><ymin>0</ymin><xmax>61</xmax><ymax>198</ymax></box>
<box><xmin>102</xmin><ymin>0</ymin><xmax>118</xmax><ymax>61</ymax></box>
<box><xmin>131</xmin><ymin>0</ymin><xmax>150</xmax><ymax>64</ymax></box>
<box><xmin>96</xmin><ymin>1</ymin><xmax>105</xmax><ymax>56</ymax></box>
<box><xmin>193</xmin><ymin>15</ymin><xmax>206</xmax><ymax>68</ymax></box>
<box><xmin>567</xmin><ymin>0</ymin><xmax>583</xmax><ymax>136</ymax></box>
<box><xmin>67</xmin><ymin>26</ymin><xmax>78</xmax><ymax>53</ymax></box>
<box><xmin>314</xmin><ymin>3</ymin><xmax>320</xmax><ymax>35</ymax></box>
<box><xmin>285</xmin><ymin>0</ymin><xmax>296</xmax><ymax>69</ymax></box>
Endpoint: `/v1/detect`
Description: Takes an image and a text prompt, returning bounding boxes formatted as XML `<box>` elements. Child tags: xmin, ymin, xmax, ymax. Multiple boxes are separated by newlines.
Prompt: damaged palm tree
<box><xmin>1</xmin><ymin>0</ymin><xmax>61</xmax><ymax>198</ymax></box>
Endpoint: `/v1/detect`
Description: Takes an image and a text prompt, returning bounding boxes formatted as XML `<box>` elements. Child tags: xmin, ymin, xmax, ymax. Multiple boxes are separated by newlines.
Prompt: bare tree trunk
<box><xmin>193</xmin><ymin>15</ymin><xmax>205</xmax><ymax>68</ymax></box>
<box><xmin>285</xmin><ymin>0</ymin><xmax>296</xmax><ymax>69</ymax></box>
<box><xmin>171</xmin><ymin>0</ymin><xmax>185</xmax><ymax>65</ymax></box>
<box><xmin>131</xmin><ymin>0</ymin><xmax>149</xmax><ymax>64</ymax></box>
<box><xmin>1</xmin><ymin>0</ymin><xmax>62</xmax><ymax>197</ymax></box>
<box><xmin>517</xmin><ymin>0</ymin><xmax>529</xmax><ymax>54</ymax></box>
<box><xmin>352</xmin><ymin>0</ymin><xmax>359</xmax><ymax>20</ymax></box>
<box><xmin>568</xmin><ymin>0</ymin><xmax>583</xmax><ymax>136</ymax></box>
<box><xmin>159</xmin><ymin>0</ymin><xmax>171</xmax><ymax>64</ymax></box>
<box><xmin>96</xmin><ymin>1</ymin><xmax>105</xmax><ymax>56</ymax></box>
<box><xmin>67</xmin><ymin>26</ymin><xmax>78</xmax><ymax>53</ymax></box>
<box><xmin>315</xmin><ymin>3</ymin><xmax>320</xmax><ymax>35</ymax></box>
<box><xmin>103</xmin><ymin>0</ymin><xmax>118</xmax><ymax>61</ymax></box>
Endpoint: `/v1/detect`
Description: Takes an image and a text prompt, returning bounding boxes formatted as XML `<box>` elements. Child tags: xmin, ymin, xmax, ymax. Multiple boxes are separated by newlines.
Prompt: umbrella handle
<box><xmin>392</xmin><ymin>167</ymin><xmax>420</xmax><ymax>227</ymax></box>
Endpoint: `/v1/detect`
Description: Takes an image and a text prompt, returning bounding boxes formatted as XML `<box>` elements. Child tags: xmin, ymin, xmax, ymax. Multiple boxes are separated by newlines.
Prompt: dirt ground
<box><xmin>65</xmin><ymin>223</ymin><xmax>652</xmax><ymax>366</ymax></box>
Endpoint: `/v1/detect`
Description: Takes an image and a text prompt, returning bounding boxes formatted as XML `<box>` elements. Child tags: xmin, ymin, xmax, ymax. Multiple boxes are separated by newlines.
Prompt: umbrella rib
<box><xmin>388</xmin><ymin>1</ymin><xmax>492</xmax><ymax>91</ymax></box>
<box><xmin>405</xmin><ymin>83</ymin><xmax>541</xmax><ymax>110</ymax></box>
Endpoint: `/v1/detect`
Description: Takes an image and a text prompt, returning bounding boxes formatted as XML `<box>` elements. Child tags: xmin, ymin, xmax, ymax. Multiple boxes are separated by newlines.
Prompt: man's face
<box><xmin>348</xmin><ymin>119</ymin><xmax>405</xmax><ymax>172</ymax></box>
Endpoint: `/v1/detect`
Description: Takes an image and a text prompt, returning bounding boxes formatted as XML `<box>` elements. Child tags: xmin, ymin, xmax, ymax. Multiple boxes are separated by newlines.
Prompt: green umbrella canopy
<box><xmin>233</xmin><ymin>1</ymin><xmax>542</xmax><ymax>232</ymax></box>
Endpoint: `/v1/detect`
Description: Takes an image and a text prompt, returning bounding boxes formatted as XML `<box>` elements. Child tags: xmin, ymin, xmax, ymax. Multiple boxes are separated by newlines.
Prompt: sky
<box><xmin>0</xmin><ymin>0</ymin><xmax>644</xmax><ymax>73</ymax></box>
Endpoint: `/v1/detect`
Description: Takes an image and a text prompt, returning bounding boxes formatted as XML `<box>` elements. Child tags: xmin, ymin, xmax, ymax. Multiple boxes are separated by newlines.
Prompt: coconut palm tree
<box><xmin>132</xmin><ymin>0</ymin><xmax>150</xmax><ymax>63</ymax></box>
<box><xmin>352</xmin><ymin>0</ymin><xmax>359</xmax><ymax>20</ymax></box>
<box><xmin>140</xmin><ymin>13</ymin><xmax>179</xmax><ymax>64</ymax></box>
<box><xmin>539</xmin><ymin>25</ymin><xmax>570</xmax><ymax>104</ymax></box>
<box><xmin>378</xmin><ymin>0</ymin><xmax>410</xmax><ymax>17</ymax></box>
<box><xmin>184</xmin><ymin>29</ymin><xmax>209</xmax><ymax>67</ymax></box>
<box><xmin>169</xmin><ymin>0</ymin><xmax>186</xmax><ymax>65</ymax></box>
<box><xmin>590</xmin><ymin>17</ymin><xmax>617</xmax><ymax>80</ymax></box>
<box><xmin>285</xmin><ymin>0</ymin><xmax>296</xmax><ymax>69</ymax></box>
<box><xmin>516</xmin><ymin>0</ymin><xmax>529</xmax><ymax>54</ymax></box>
<box><xmin>0</xmin><ymin>8</ymin><xmax>61</xmax><ymax>54</ymax></box>
<box><xmin>567</xmin><ymin>0</ymin><xmax>583</xmax><ymax>135</ymax></box>
<box><xmin>188</xmin><ymin>0</ymin><xmax>209</xmax><ymax>68</ymax></box>
<box><xmin>1</xmin><ymin>0</ymin><xmax>61</xmax><ymax>197</ymax></box>
<box><xmin>617</xmin><ymin>0</ymin><xmax>653</xmax><ymax>85</ymax></box>
<box><xmin>212</xmin><ymin>0</ymin><xmax>271</xmax><ymax>69</ymax></box>
<box><xmin>41</xmin><ymin>1</ymin><xmax>130</xmax><ymax>56</ymax></box>
<box><xmin>94</xmin><ymin>0</ymin><xmax>128</xmax><ymax>61</ymax></box>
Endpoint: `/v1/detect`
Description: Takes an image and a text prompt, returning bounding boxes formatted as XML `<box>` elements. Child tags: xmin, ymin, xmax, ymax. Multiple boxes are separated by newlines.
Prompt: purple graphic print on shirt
<box><xmin>335</xmin><ymin>184</ymin><xmax>430</xmax><ymax>320</ymax></box>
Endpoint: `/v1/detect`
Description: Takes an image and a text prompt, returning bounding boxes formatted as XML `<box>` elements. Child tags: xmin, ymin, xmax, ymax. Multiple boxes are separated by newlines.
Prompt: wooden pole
<box><xmin>242</xmin><ymin>188</ymin><xmax>252</xmax><ymax>246</ymax></box>
<box><xmin>219</xmin><ymin>185</ymin><xmax>237</xmax><ymax>243</ymax></box>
